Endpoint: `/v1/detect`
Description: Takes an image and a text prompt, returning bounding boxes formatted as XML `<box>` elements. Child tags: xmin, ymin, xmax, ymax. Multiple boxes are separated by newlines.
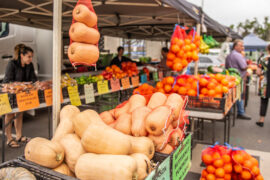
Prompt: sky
<box><xmin>186</xmin><ymin>0</ymin><xmax>270</xmax><ymax>27</ymax></box>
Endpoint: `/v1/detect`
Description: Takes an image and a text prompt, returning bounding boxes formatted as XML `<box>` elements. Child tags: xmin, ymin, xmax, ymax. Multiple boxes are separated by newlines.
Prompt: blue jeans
<box><xmin>237</xmin><ymin>99</ymin><xmax>245</xmax><ymax>115</ymax></box>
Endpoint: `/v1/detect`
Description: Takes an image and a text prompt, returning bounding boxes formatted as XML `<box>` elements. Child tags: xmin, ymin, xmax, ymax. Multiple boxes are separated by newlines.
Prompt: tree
<box><xmin>231</xmin><ymin>16</ymin><xmax>270</xmax><ymax>41</ymax></box>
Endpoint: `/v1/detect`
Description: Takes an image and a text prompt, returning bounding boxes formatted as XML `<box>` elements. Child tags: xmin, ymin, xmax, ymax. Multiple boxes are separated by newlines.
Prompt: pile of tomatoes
<box><xmin>155</xmin><ymin>74</ymin><xmax>236</xmax><ymax>98</ymax></box>
<box><xmin>166</xmin><ymin>31</ymin><xmax>200</xmax><ymax>72</ymax></box>
<box><xmin>103</xmin><ymin>62</ymin><xmax>139</xmax><ymax>80</ymax></box>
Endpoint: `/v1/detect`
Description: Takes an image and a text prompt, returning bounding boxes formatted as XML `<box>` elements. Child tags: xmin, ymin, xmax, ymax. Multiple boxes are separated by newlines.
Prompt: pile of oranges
<box><xmin>133</xmin><ymin>83</ymin><xmax>155</xmax><ymax>95</ymax></box>
<box><xmin>155</xmin><ymin>74</ymin><xmax>236</xmax><ymax>98</ymax></box>
<box><xmin>201</xmin><ymin>146</ymin><xmax>264</xmax><ymax>180</ymax></box>
<box><xmin>103</xmin><ymin>62</ymin><xmax>139</xmax><ymax>80</ymax></box>
<box><xmin>166</xmin><ymin>28</ymin><xmax>200</xmax><ymax>72</ymax></box>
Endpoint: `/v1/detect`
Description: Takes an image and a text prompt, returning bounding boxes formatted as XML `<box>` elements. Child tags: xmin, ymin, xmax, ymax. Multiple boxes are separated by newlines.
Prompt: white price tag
<box><xmin>84</xmin><ymin>84</ymin><xmax>95</xmax><ymax>104</ymax></box>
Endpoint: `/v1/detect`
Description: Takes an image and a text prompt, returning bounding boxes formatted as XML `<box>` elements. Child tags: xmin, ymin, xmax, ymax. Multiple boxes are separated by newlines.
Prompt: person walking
<box><xmin>3</xmin><ymin>44</ymin><xmax>37</xmax><ymax>148</ymax></box>
<box><xmin>225</xmin><ymin>39</ymin><xmax>251</xmax><ymax>120</ymax></box>
<box><xmin>256</xmin><ymin>44</ymin><xmax>270</xmax><ymax>127</ymax></box>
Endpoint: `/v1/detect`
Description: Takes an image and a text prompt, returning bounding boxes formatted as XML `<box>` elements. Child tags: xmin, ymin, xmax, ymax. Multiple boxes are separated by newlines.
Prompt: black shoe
<box><xmin>237</xmin><ymin>114</ymin><xmax>251</xmax><ymax>120</ymax></box>
<box><xmin>256</xmin><ymin>122</ymin><xmax>264</xmax><ymax>127</ymax></box>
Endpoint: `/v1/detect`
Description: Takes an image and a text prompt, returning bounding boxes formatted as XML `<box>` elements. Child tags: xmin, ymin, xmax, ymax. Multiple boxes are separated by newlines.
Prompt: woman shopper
<box><xmin>256</xmin><ymin>44</ymin><xmax>270</xmax><ymax>127</ymax></box>
<box><xmin>3</xmin><ymin>44</ymin><xmax>37</xmax><ymax>147</ymax></box>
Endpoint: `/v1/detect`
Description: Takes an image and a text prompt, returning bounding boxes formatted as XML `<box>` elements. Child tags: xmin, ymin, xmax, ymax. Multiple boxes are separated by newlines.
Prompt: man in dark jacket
<box><xmin>110</xmin><ymin>46</ymin><xmax>132</xmax><ymax>67</ymax></box>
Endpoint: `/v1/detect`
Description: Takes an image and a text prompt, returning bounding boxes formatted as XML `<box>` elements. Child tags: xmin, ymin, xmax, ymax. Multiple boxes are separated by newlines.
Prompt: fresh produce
<box><xmin>166</xmin><ymin>25</ymin><xmax>200</xmax><ymax>72</ymax></box>
<box><xmin>53</xmin><ymin>163</ymin><xmax>74</xmax><ymax>177</ymax></box>
<box><xmin>139</xmin><ymin>56</ymin><xmax>151</xmax><ymax>64</ymax></box>
<box><xmin>61</xmin><ymin>73</ymin><xmax>77</xmax><ymax>88</ymax></box>
<box><xmin>203</xmin><ymin>34</ymin><xmax>220</xmax><ymax>48</ymax></box>
<box><xmin>99</xmin><ymin>111</ymin><xmax>115</xmax><ymax>125</ymax></box>
<box><xmin>115</xmin><ymin>113</ymin><xmax>132</xmax><ymax>135</ymax></box>
<box><xmin>0</xmin><ymin>167</ymin><xmax>36</xmax><ymax>180</ymax></box>
<box><xmin>131</xmin><ymin>153</ymin><xmax>152</xmax><ymax>180</ymax></box>
<box><xmin>165</xmin><ymin>93</ymin><xmax>185</xmax><ymax>121</ymax></box>
<box><xmin>59</xmin><ymin>134</ymin><xmax>85</xmax><ymax>172</ymax></box>
<box><xmin>130</xmin><ymin>136</ymin><xmax>155</xmax><ymax>159</ymax></box>
<box><xmin>133</xmin><ymin>83</ymin><xmax>155</xmax><ymax>95</ymax></box>
<box><xmin>128</xmin><ymin>94</ymin><xmax>146</xmax><ymax>113</ymax></box>
<box><xmin>121</xmin><ymin>62</ymin><xmax>139</xmax><ymax>77</ymax></box>
<box><xmin>72</xmin><ymin>4</ymin><xmax>97</xmax><ymax>28</ymax></box>
<box><xmin>102</xmin><ymin>62</ymin><xmax>139</xmax><ymax>80</ymax></box>
<box><xmin>147</xmin><ymin>92</ymin><xmax>167</xmax><ymax>109</ymax></box>
<box><xmin>25</xmin><ymin>137</ymin><xmax>64</xmax><ymax>168</ymax></box>
<box><xmin>159</xmin><ymin>144</ymin><xmax>174</xmax><ymax>154</ymax></box>
<box><xmin>75</xmin><ymin>74</ymin><xmax>103</xmax><ymax>85</ymax></box>
<box><xmin>114</xmin><ymin>101</ymin><xmax>130</xmax><ymax>119</ymax></box>
<box><xmin>75</xmin><ymin>153</ymin><xmax>138</xmax><ymax>180</ymax></box>
<box><xmin>200</xmin><ymin>36</ymin><xmax>210</xmax><ymax>54</ymax></box>
<box><xmin>131</xmin><ymin>106</ymin><xmax>151</xmax><ymax>137</ymax></box>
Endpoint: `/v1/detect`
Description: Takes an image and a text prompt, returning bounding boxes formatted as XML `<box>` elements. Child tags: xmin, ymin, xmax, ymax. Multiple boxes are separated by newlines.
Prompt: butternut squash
<box><xmin>59</xmin><ymin>134</ymin><xmax>85</xmax><ymax>172</ymax></box>
<box><xmin>114</xmin><ymin>113</ymin><xmax>132</xmax><ymax>135</ymax></box>
<box><xmin>169</xmin><ymin>128</ymin><xmax>183</xmax><ymax>147</ymax></box>
<box><xmin>131</xmin><ymin>106</ymin><xmax>151</xmax><ymax>137</ymax></box>
<box><xmin>130</xmin><ymin>137</ymin><xmax>155</xmax><ymax>159</ymax></box>
<box><xmin>148</xmin><ymin>125</ymin><xmax>173</xmax><ymax>151</ymax></box>
<box><xmin>165</xmin><ymin>93</ymin><xmax>184</xmax><ymax>121</ymax></box>
<box><xmin>131</xmin><ymin>153</ymin><xmax>151</xmax><ymax>180</ymax></box>
<box><xmin>81</xmin><ymin>123</ymin><xmax>132</xmax><ymax>155</ymax></box>
<box><xmin>109</xmin><ymin>121</ymin><xmax>117</xmax><ymax>128</ymax></box>
<box><xmin>157</xmin><ymin>144</ymin><xmax>174</xmax><ymax>154</ymax></box>
<box><xmin>114</xmin><ymin>101</ymin><xmax>130</xmax><ymax>119</ymax></box>
<box><xmin>100</xmin><ymin>111</ymin><xmax>115</xmax><ymax>125</ymax></box>
<box><xmin>72</xmin><ymin>4</ymin><xmax>97</xmax><ymax>27</ymax></box>
<box><xmin>147</xmin><ymin>92</ymin><xmax>167</xmax><ymax>109</ymax></box>
<box><xmin>0</xmin><ymin>167</ymin><xmax>36</xmax><ymax>180</ymax></box>
<box><xmin>59</xmin><ymin>105</ymin><xmax>80</xmax><ymax>121</ymax></box>
<box><xmin>75</xmin><ymin>153</ymin><xmax>137</xmax><ymax>180</ymax></box>
<box><xmin>128</xmin><ymin>94</ymin><xmax>146</xmax><ymax>113</ymax></box>
<box><xmin>53</xmin><ymin>163</ymin><xmax>73</xmax><ymax>177</ymax></box>
<box><xmin>109</xmin><ymin>109</ymin><xmax>115</xmax><ymax>118</ymax></box>
<box><xmin>25</xmin><ymin>137</ymin><xmax>64</xmax><ymax>168</ymax></box>
<box><xmin>73</xmin><ymin>109</ymin><xmax>105</xmax><ymax>138</ymax></box>
<box><xmin>68</xmin><ymin>42</ymin><xmax>99</xmax><ymax>65</ymax></box>
<box><xmin>69</xmin><ymin>22</ymin><xmax>100</xmax><ymax>44</ymax></box>
<box><xmin>145</xmin><ymin>106</ymin><xmax>173</xmax><ymax>136</ymax></box>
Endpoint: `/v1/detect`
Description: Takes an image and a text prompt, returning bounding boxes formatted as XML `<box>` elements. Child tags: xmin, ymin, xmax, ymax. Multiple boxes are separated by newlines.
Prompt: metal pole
<box><xmin>52</xmin><ymin>0</ymin><xmax>62</xmax><ymax>135</ymax></box>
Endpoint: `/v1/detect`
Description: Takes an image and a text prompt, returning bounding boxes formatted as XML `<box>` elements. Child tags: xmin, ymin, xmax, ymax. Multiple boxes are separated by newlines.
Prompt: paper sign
<box><xmin>67</xmin><ymin>86</ymin><xmax>81</xmax><ymax>106</ymax></box>
<box><xmin>97</xmin><ymin>80</ymin><xmax>109</xmax><ymax>94</ymax></box>
<box><xmin>131</xmin><ymin>76</ymin><xmax>139</xmax><ymax>87</ymax></box>
<box><xmin>153</xmin><ymin>71</ymin><xmax>159</xmax><ymax>82</ymax></box>
<box><xmin>121</xmin><ymin>77</ymin><xmax>131</xmax><ymax>89</ymax></box>
<box><xmin>44</xmin><ymin>89</ymin><xmax>53</xmax><ymax>106</ymax></box>
<box><xmin>158</xmin><ymin>71</ymin><xmax>163</xmax><ymax>80</ymax></box>
<box><xmin>145</xmin><ymin>156</ymin><xmax>171</xmax><ymax>180</ymax></box>
<box><xmin>0</xmin><ymin>93</ymin><xmax>12</xmax><ymax>115</ymax></box>
<box><xmin>84</xmin><ymin>84</ymin><xmax>95</xmax><ymax>104</ymax></box>
<box><xmin>110</xmin><ymin>79</ymin><xmax>121</xmax><ymax>92</ymax></box>
<box><xmin>140</xmin><ymin>74</ymin><xmax>147</xmax><ymax>83</ymax></box>
<box><xmin>16</xmin><ymin>90</ymin><xmax>40</xmax><ymax>112</ymax></box>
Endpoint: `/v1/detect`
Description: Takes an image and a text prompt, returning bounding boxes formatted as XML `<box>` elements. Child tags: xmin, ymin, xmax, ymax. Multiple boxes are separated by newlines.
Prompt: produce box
<box><xmin>0</xmin><ymin>158</ymin><xmax>77</xmax><ymax>180</ymax></box>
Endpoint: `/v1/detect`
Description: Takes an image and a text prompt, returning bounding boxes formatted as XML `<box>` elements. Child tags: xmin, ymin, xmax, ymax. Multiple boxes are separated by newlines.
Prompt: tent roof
<box><xmin>0</xmin><ymin>0</ymin><xmax>240</xmax><ymax>41</ymax></box>
<box><xmin>243</xmin><ymin>33</ymin><xmax>268</xmax><ymax>51</ymax></box>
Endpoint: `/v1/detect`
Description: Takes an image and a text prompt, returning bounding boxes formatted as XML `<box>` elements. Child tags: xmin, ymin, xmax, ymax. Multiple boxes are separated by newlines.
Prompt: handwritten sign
<box><xmin>140</xmin><ymin>74</ymin><xmax>147</xmax><ymax>83</ymax></box>
<box><xmin>131</xmin><ymin>76</ymin><xmax>140</xmax><ymax>87</ymax></box>
<box><xmin>159</xmin><ymin>71</ymin><xmax>163</xmax><ymax>80</ymax></box>
<box><xmin>84</xmin><ymin>84</ymin><xmax>95</xmax><ymax>104</ymax></box>
<box><xmin>121</xmin><ymin>77</ymin><xmax>131</xmax><ymax>89</ymax></box>
<box><xmin>44</xmin><ymin>89</ymin><xmax>53</xmax><ymax>106</ymax></box>
<box><xmin>153</xmin><ymin>71</ymin><xmax>159</xmax><ymax>82</ymax></box>
<box><xmin>16</xmin><ymin>90</ymin><xmax>40</xmax><ymax>112</ymax></box>
<box><xmin>67</xmin><ymin>86</ymin><xmax>81</xmax><ymax>106</ymax></box>
<box><xmin>110</xmin><ymin>79</ymin><xmax>121</xmax><ymax>92</ymax></box>
<box><xmin>97</xmin><ymin>80</ymin><xmax>109</xmax><ymax>94</ymax></box>
<box><xmin>145</xmin><ymin>156</ymin><xmax>171</xmax><ymax>180</ymax></box>
<box><xmin>0</xmin><ymin>94</ymin><xmax>12</xmax><ymax>115</ymax></box>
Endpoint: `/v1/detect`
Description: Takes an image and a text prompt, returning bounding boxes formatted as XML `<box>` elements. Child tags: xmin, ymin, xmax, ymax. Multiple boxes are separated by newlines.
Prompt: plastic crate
<box><xmin>0</xmin><ymin>159</ymin><xmax>77</xmax><ymax>180</ymax></box>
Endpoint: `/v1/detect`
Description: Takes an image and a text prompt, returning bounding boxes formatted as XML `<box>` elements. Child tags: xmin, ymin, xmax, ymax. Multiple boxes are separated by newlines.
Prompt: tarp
<box><xmin>243</xmin><ymin>33</ymin><xmax>268</xmax><ymax>51</ymax></box>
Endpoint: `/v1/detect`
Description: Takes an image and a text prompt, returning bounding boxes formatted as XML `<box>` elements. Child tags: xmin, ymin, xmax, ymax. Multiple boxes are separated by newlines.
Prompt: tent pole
<box><xmin>194</xmin><ymin>23</ymin><xmax>201</xmax><ymax>75</ymax></box>
<box><xmin>52</xmin><ymin>0</ymin><xmax>62</xmax><ymax>135</ymax></box>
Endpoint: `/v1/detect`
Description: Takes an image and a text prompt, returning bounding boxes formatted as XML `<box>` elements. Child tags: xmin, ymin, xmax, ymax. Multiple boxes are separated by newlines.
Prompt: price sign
<box><xmin>121</xmin><ymin>77</ymin><xmax>131</xmax><ymax>89</ymax></box>
<box><xmin>110</xmin><ymin>79</ymin><xmax>121</xmax><ymax>92</ymax></box>
<box><xmin>140</xmin><ymin>74</ymin><xmax>147</xmax><ymax>83</ymax></box>
<box><xmin>0</xmin><ymin>93</ymin><xmax>12</xmax><ymax>115</ymax></box>
<box><xmin>16</xmin><ymin>90</ymin><xmax>40</xmax><ymax>112</ymax></box>
<box><xmin>97</xmin><ymin>80</ymin><xmax>109</xmax><ymax>94</ymax></box>
<box><xmin>159</xmin><ymin>71</ymin><xmax>163</xmax><ymax>80</ymax></box>
<box><xmin>153</xmin><ymin>71</ymin><xmax>159</xmax><ymax>82</ymax></box>
<box><xmin>131</xmin><ymin>76</ymin><xmax>139</xmax><ymax>87</ymax></box>
<box><xmin>84</xmin><ymin>84</ymin><xmax>95</xmax><ymax>104</ymax></box>
<box><xmin>67</xmin><ymin>86</ymin><xmax>81</xmax><ymax>106</ymax></box>
<box><xmin>44</xmin><ymin>89</ymin><xmax>53</xmax><ymax>106</ymax></box>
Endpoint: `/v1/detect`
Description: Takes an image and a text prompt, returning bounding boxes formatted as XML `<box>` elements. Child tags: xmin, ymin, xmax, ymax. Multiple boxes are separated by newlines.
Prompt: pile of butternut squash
<box><xmin>68</xmin><ymin>4</ymin><xmax>100</xmax><ymax>65</ymax></box>
<box><xmin>24</xmin><ymin>105</ymin><xmax>154</xmax><ymax>180</ymax></box>
<box><xmin>100</xmin><ymin>92</ymin><xmax>188</xmax><ymax>154</ymax></box>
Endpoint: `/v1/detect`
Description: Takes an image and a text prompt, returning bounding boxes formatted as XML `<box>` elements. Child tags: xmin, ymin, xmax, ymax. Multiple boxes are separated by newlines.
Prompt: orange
<box><xmin>202</xmin><ymin>154</ymin><xmax>213</xmax><ymax>165</ymax></box>
<box><xmin>178</xmin><ymin>87</ymin><xmax>187</xmax><ymax>95</ymax></box>
<box><xmin>185</xmin><ymin>39</ymin><xmax>191</xmax><ymax>45</ymax></box>
<box><xmin>181</xmin><ymin>59</ymin><xmax>188</xmax><ymax>68</ymax></box>
<box><xmin>190</xmin><ymin>43</ymin><xmax>197</xmax><ymax>50</ymax></box>
<box><xmin>224</xmin><ymin>164</ymin><xmax>232</xmax><ymax>173</ymax></box>
<box><xmin>177</xmin><ymin>50</ymin><xmax>185</xmax><ymax>58</ymax></box>
<box><xmin>177</xmin><ymin>39</ymin><xmax>184</xmax><ymax>47</ymax></box>
<box><xmin>171</xmin><ymin>44</ymin><xmax>180</xmax><ymax>53</ymax></box>
<box><xmin>207</xmin><ymin>82</ymin><xmax>216</xmax><ymax>90</ymax></box>
<box><xmin>177</xmin><ymin>78</ymin><xmax>186</xmax><ymax>85</ymax></box>
<box><xmin>186</xmin><ymin>51</ymin><xmax>192</xmax><ymax>58</ymax></box>
<box><xmin>224</xmin><ymin>174</ymin><xmax>231</xmax><ymax>180</ymax></box>
<box><xmin>183</xmin><ymin>45</ymin><xmax>191</xmax><ymax>52</ymax></box>
<box><xmin>173</xmin><ymin>62</ymin><xmax>183</xmax><ymax>71</ymax></box>
<box><xmin>213</xmin><ymin>159</ymin><xmax>224</xmax><ymax>168</ymax></box>
<box><xmin>166</xmin><ymin>60</ymin><xmax>173</xmax><ymax>68</ymax></box>
<box><xmin>206</xmin><ymin>165</ymin><xmax>216</xmax><ymax>174</ymax></box>
<box><xmin>171</xmin><ymin>37</ymin><xmax>180</xmax><ymax>45</ymax></box>
<box><xmin>199</xmin><ymin>78</ymin><xmax>208</xmax><ymax>87</ymax></box>
<box><xmin>215</xmin><ymin>74</ymin><xmax>225</xmax><ymax>82</ymax></box>
<box><xmin>156</xmin><ymin>88</ymin><xmax>165</xmax><ymax>93</ymax></box>
<box><xmin>201</xmin><ymin>88</ymin><xmax>209</xmax><ymax>95</ymax></box>
<box><xmin>251</xmin><ymin>166</ymin><xmax>260</xmax><ymax>176</ymax></box>
<box><xmin>208</xmin><ymin>89</ymin><xmax>216</xmax><ymax>97</ymax></box>
<box><xmin>206</xmin><ymin>174</ymin><xmax>215</xmax><ymax>180</ymax></box>
<box><xmin>191</xmin><ymin>81</ymin><xmax>198</xmax><ymax>90</ymax></box>
<box><xmin>187</xmin><ymin>89</ymin><xmax>197</xmax><ymax>96</ymax></box>
<box><xmin>201</xmin><ymin>178</ymin><xmax>206</xmax><ymax>180</ymax></box>
<box><xmin>256</xmin><ymin>174</ymin><xmax>264</xmax><ymax>180</ymax></box>
<box><xmin>156</xmin><ymin>82</ymin><xmax>163</xmax><ymax>89</ymax></box>
<box><xmin>173</xmin><ymin>57</ymin><xmax>181</xmax><ymax>64</ymax></box>
<box><xmin>250</xmin><ymin>157</ymin><xmax>259</xmax><ymax>167</ymax></box>
<box><xmin>164</xmin><ymin>84</ymin><xmax>172</xmax><ymax>93</ymax></box>
<box><xmin>243</xmin><ymin>160</ymin><xmax>253</xmax><ymax>169</ymax></box>
<box><xmin>199</xmin><ymin>94</ymin><xmax>205</xmax><ymax>98</ymax></box>
<box><xmin>222</xmin><ymin>86</ymin><xmax>229</xmax><ymax>93</ymax></box>
<box><xmin>215</xmin><ymin>85</ymin><xmax>223</xmax><ymax>94</ymax></box>
<box><xmin>222</xmin><ymin>155</ymin><xmax>231</xmax><ymax>163</ymax></box>
<box><xmin>215</xmin><ymin>168</ymin><xmax>225</xmax><ymax>178</ymax></box>
<box><xmin>221</xmin><ymin>79</ymin><xmax>229</xmax><ymax>86</ymax></box>
<box><xmin>167</xmin><ymin>52</ymin><xmax>176</xmax><ymax>60</ymax></box>
<box><xmin>241</xmin><ymin>170</ymin><xmax>251</xmax><ymax>180</ymax></box>
<box><xmin>202</xmin><ymin>169</ymin><xmax>208</xmax><ymax>177</ymax></box>
<box><xmin>212</xmin><ymin>152</ymin><xmax>221</xmax><ymax>160</ymax></box>
<box><xmin>172</xmin><ymin>85</ymin><xmax>180</xmax><ymax>92</ymax></box>
<box><xmin>215</xmin><ymin>94</ymin><xmax>223</xmax><ymax>98</ymax></box>
<box><xmin>233</xmin><ymin>164</ymin><xmax>243</xmax><ymax>173</ymax></box>
<box><xmin>193</xmin><ymin>53</ymin><xmax>199</xmax><ymax>61</ymax></box>
<box><xmin>233</xmin><ymin>154</ymin><xmax>244</xmax><ymax>164</ymax></box>
<box><xmin>166</xmin><ymin>76</ymin><xmax>175</xmax><ymax>85</ymax></box>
